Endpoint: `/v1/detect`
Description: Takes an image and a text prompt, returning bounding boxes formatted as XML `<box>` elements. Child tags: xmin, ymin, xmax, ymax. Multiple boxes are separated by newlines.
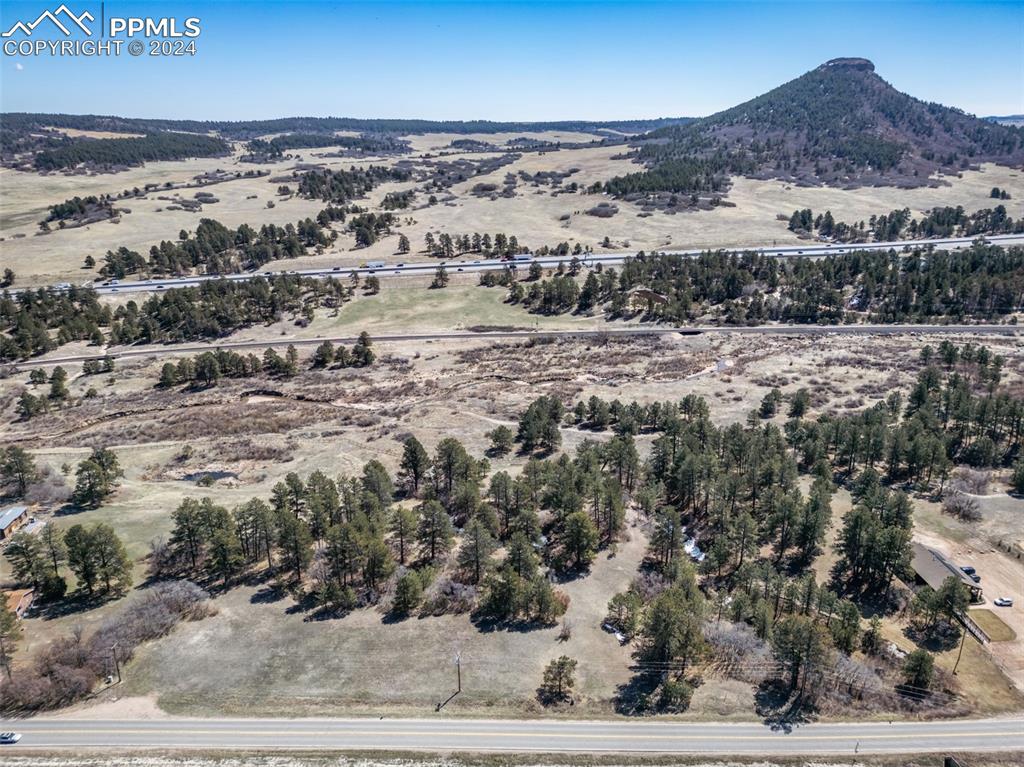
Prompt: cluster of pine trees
<box><xmin>4</xmin><ymin>518</ymin><xmax>132</xmax><ymax>602</ymax></box>
<box><xmin>423</xmin><ymin>231</ymin><xmax>526</xmax><ymax>259</ymax></box>
<box><xmin>788</xmin><ymin>342</ymin><xmax>1021</xmax><ymax>484</ymax></box>
<box><xmin>600</xmin><ymin>153</ymin><xmax>742</xmax><ymax>197</ymax></box>
<box><xmin>155</xmin><ymin>337</ymin><xmax>377</xmax><ymax>388</ymax></box>
<box><xmin>296</xmin><ymin>165</ymin><xmax>410</xmax><ymax>204</ymax></box>
<box><xmin>242</xmin><ymin>133</ymin><xmax>408</xmax><ymax>162</ymax></box>
<box><xmin>43</xmin><ymin>195</ymin><xmax>116</xmax><ymax>226</ymax></box>
<box><xmin>33</xmin><ymin>132</ymin><xmax>229</xmax><ymax>171</ymax></box>
<box><xmin>0</xmin><ymin>286</ymin><xmax>108</xmax><ymax>360</ymax></box>
<box><xmin>156</xmin><ymin>425</ymin><xmax>639</xmax><ymax>623</ymax></box>
<box><xmin>513</xmin><ymin>243</ymin><xmax>1024</xmax><ymax>324</ymax></box>
<box><xmin>107</xmin><ymin>275</ymin><xmax>347</xmax><ymax>347</ymax></box>
<box><xmin>594</xmin><ymin>369</ymin><xmax>991</xmax><ymax>712</ymax></box>
<box><xmin>109</xmin><ymin>217</ymin><xmax>332</xmax><ymax>278</ymax></box>
<box><xmin>788</xmin><ymin>205</ymin><xmax>1023</xmax><ymax>242</ymax></box>
<box><xmin>347</xmin><ymin>212</ymin><xmax>397</xmax><ymax>247</ymax></box>
<box><xmin>0</xmin><ymin>275</ymin><xmax>360</xmax><ymax>362</ymax></box>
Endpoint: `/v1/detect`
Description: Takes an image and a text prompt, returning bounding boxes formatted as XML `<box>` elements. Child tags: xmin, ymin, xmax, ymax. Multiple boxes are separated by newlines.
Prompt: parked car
<box><xmin>993</xmin><ymin>597</ymin><xmax>1014</xmax><ymax>607</ymax></box>
<box><xmin>960</xmin><ymin>565</ymin><xmax>976</xmax><ymax>575</ymax></box>
<box><xmin>968</xmin><ymin>573</ymin><xmax>981</xmax><ymax>583</ymax></box>
<box><xmin>0</xmin><ymin>733</ymin><xmax>22</xmax><ymax>744</ymax></box>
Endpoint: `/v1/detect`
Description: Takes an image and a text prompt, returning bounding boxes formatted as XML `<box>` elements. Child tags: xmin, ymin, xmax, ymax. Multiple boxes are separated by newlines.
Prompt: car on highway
<box><xmin>994</xmin><ymin>597</ymin><xmax>1014</xmax><ymax>607</ymax></box>
<box><xmin>332</xmin><ymin>266</ymin><xmax>341</xmax><ymax>271</ymax></box>
<box><xmin>396</xmin><ymin>263</ymin><xmax>405</xmax><ymax>267</ymax></box>
<box><xmin>0</xmin><ymin>732</ymin><xmax>22</xmax><ymax>744</ymax></box>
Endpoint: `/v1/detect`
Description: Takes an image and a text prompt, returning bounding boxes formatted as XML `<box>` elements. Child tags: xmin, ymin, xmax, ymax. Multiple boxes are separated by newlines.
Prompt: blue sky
<box><xmin>1</xmin><ymin>0</ymin><xmax>1022</xmax><ymax>120</ymax></box>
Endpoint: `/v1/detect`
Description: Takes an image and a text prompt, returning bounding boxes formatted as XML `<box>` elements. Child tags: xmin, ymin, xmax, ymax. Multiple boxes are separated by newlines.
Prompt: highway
<box><xmin>2</xmin><ymin>715</ymin><xmax>1022</xmax><ymax>754</ymax></box>
<box><xmin>7</xmin><ymin>324</ymin><xmax>1020</xmax><ymax>369</ymax></box>
<box><xmin>38</xmin><ymin>233</ymin><xmax>1024</xmax><ymax>297</ymax></box>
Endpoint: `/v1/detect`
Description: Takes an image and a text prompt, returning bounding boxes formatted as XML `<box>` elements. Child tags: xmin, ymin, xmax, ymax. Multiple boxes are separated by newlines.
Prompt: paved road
<box><xmin>2</xmin><ymin>715</ymin><xmax>1022</xmax><ymax>754</ymax></box>
<box><xmin>32</xmin><ymin>233</ymin><xmax>1024</xmax><ymax>297</ymax></box>
<box><xmin>7</xmin><ymin>324</ymin><xmax>1019</xmax><ymax>369</ymax></box>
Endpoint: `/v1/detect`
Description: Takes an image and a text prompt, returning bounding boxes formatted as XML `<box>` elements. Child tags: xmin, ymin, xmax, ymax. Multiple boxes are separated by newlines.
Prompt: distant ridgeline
<box><xmin>599</xmin><ymin>58</ymin><xmax>1024</xmax><ymax>198</ymax></box>
<box><xmin>0</xmin><ymin>112</ymin><xmax>694</xmax><ymax>170</ymax></box>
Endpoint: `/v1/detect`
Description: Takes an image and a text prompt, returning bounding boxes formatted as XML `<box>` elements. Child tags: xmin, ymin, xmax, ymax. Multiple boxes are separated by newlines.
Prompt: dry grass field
<box><xmin>3</xmin><ymin>325</ymin><xmax>1023</xmax><ymax>719</ymax></box>
<box><xmin>2</xmin><ymin>127</ymin><xmax>1022</xmax><ymax>288</ymax></box>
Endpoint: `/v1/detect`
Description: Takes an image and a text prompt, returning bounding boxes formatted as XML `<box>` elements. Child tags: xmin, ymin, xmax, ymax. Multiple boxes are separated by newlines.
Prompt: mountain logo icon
<box><xmin>2</xmin><ymin>4</ymin><xmax>94</xmax><ymax>37</ymax></box>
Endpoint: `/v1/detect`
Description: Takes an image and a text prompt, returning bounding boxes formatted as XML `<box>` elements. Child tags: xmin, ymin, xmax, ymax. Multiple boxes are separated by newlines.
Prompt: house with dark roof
<box><xmin>910</xmin><ymin>541</ymin><xmax>982</xmax><ymax>602</ymax></box>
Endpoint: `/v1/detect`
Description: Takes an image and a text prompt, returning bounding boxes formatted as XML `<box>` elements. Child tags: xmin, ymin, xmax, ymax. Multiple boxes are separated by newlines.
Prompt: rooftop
<box><xmin>0</xmin><ymin>505</ymin><xmax>28</xmax><ymax>531</ymax></box>
<box><xmin>910</xmin><ymin>541</ymin><xmax>980</xmax><ymax>594</ymax></box>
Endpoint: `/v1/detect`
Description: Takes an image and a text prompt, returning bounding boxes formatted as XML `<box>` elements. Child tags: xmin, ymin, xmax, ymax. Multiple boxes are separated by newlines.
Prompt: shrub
<box><xmin>658</xmin><ymin>678</ymin><xmax>694</xmax><ymax>712</ymax></box>
<box><xmin>393</xmin><ymin>570</ymin><xmax>424</xmax><ymax>616</ymax></box>
<box><xmin>903</xmin><ymin>649</ymin><xmax>935</xmax><ymax>690</ymax></box>
<box><xmin>942</xmin><ymin>490</ymin><xmax>981</xmax><ymax>521</ymax></box>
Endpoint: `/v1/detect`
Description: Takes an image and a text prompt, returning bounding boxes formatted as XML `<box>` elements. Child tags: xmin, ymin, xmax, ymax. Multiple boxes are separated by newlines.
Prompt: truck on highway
<box><xmin>512</xmin><ymin>254</ymin><xmax>533</xmax><ymax>262</ymax></box>
<box><xmin>365</xmin><ymin>261</ymin><xmax>386</xmax><ymax>269</ymax></box>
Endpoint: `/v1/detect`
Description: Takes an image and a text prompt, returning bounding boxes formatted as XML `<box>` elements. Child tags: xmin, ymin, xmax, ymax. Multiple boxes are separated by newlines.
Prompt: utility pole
<box><xmin>953</xmin><ymin>622</ymin><xmax>968</xmax><ymax>675</ymax></box>
<box><xmin>435</xmin><ymin>652</ymin><xmax>462</xmax><ymax>711</ymax></box>
<box><xmin>110</xmin><ymin>643</ymin><xmax>122</xmax><ymax>684</ymax></box>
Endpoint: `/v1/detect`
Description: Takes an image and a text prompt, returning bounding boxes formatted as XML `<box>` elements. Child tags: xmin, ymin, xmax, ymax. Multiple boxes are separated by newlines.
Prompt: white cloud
<box><xmin>15</xmin><ymin>62</ymin><xmax>24</xmax><ymax>71</ymax></box>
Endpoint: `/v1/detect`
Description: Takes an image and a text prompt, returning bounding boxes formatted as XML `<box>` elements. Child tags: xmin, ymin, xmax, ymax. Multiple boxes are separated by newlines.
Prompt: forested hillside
<box><xmin>31</xmin><ymin>132</ymin><xmax>230</xmax><ymax>171</ymax></box>
<box><xmin>603</xmin><ymin>58</ymin><xmax>1024</xmax><ymax>196</ymax></box>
